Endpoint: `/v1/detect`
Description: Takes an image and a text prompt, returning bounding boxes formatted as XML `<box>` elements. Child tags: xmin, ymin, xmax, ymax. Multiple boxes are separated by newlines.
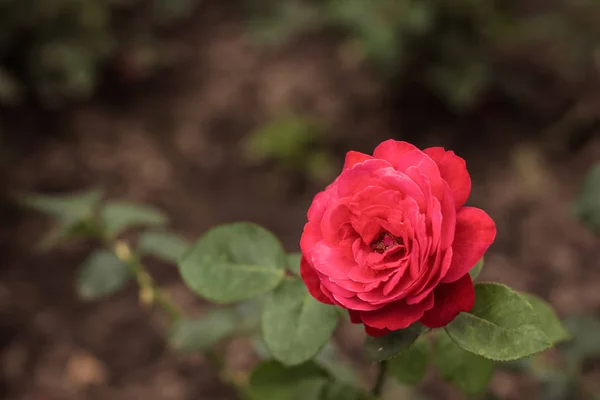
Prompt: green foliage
<box><xmin>561</xmin><ymin>314</ymin><xmax>600</xmax><ymax>370</ymax></box>
<box><xmin>248</xmin><ymin>360</ymin><xmax>329</xmax><ymax>400</ymax></box>
<box><xmin>469</xmin><ymin>257</ymin><xmax>484</xmax><ymax>280</ymax></box>
<box><xmin>286</xmin><ymin>252</ymin><xmax>302</xmax><ymax>276</ymax></box>
<box><xmin>137</xmin><ymin>231</ymin><xmax>190</xmax><ymax>263</ymax></box>
<box><xmin>168</xmin><ymin>309</ymin><xmax>239</xmax><ymax>352</ymax></box>
<box><xmin>22</xmin><ymin>187</ymin><xmax>103</xmax><ymax>222</ymax></box>
<box><xmin>320</xmin><ymin>382</ymin><xmax>373</xmax><ymax>400</ymax></box>
<box><xmin>101</xmin><ymin>201</ymin><xmax>168</xmax><ymax>237</ymax></box>
<box><xmin>433</xmin><ymin>331</ymin><xmax>494</xmax><ymax>396</ymax></box>
<box><xmin>521</xmin><ymin>293</ymin><xmax>571</xmax><ymax>345</ymax></box>
<box><xmin>243</xmin><ymin>116</ymin><xmax>336</xmax><ymax>182</ymax></box>
<box><xmin>364</xmin><ymin>323</ymin><xmax>428</xmax><ymax>362</ymax></box>
<box><xmin>388</xmin><ymin>337</ymin><xmax>430</xmax><ymax>386</ymax></box>
<box><xmin>262</xmin><ymin>278</ymin><xmax>339</xmax><ymax>366</ymax></box>
<box><xmin>76</xmin><ymin>249</ymin><xmax>130</xmax><ymax>300</ymax></box>
<box><xmin>314</xmin><ymin>342</ymin><xmax>359</xmax><ymax>384</ymax></box>
<box><xmin>445</xmin><ymin>283</ymin><xmax>553</xmax><ymax>361</ymax></box>
<box><xmin>0</xmin><ymin>0</ymin><xmax>198</xmax><ymax>106</ymax></box>
<box><xmin>178</xmin><ymin>222</ymin><xmax>286</xmax><ymax>304</ymax></box>
<box><xmin>572</xmin><ymin>163</ymin><xmax>600</xmax><ymax>235</ymax></box>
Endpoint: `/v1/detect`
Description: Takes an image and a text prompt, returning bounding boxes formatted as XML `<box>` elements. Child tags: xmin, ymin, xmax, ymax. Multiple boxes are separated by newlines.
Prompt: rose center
<box><xmin>370</xmin><ymin>232</ymin><xmax>403</xmax><ymax>254</ymax></box>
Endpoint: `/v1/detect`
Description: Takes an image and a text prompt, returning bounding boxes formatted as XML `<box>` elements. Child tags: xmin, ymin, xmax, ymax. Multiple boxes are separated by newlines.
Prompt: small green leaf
<box><xmin>178</xmin><ymin>223</ymin><xmax>286</xmax><ymax>304</ymax></box>
<box><xmin>138</xmin><ymin>231</ymin><xmax>190</xmax><ymax>263</ymax></box>
<box><xmin>521</xmin><ymin>293</ymin><xmax>570</xmax><ymax>344</ymax></box>
<box><xmin>22</xmin><ymin>188</ymin><xmax>103</xmax><ymax>221</ymax></box>
<box><xmin>315</xmin><ymin>342</ymin><xmax>359</xmax><ymax>384</ymax></box>
<box><xmin>388</xmin><ymin>337</ymin><xmax>430</xmax><ymax>386</ymax></box>
<box><xmin>76</xmin><ymin>250</ymin><xmax>130</xmax><ymax>300</ymax></box>
<box><xmin>434</xmin><ymin>331</ymin><xmax>494</xmax><ymax>396</ymax></box>
<box><xmin>35</xmin><ymin>220</ymin><xmax>93</xmax><ymax>251</ymax></box>
<box><xmin>469</xmin><ymin>258</ymin><xmax>484</xmax><ymax>280</ymax></box>
<box><xmin>101</xmin><ymin>202</ymin><xmax>167</xmax><ymax>236</ymax></box>
<box><xmin>248</xmin><ymin>360</ymin><xmax>328</xmax><ymax>400</ymax></box>
<box><xmin>320</xmin><ymin>382</ymin><xmax>372</xmax><ymax>400</ymax></box>
<box><xmin>287</xmin><ymin>252</ymin><xmax>302</xmax><ymax>276</ymax></box>
<box><xmin>572</xmin><ymin>163</ymin><xmax>600</xmax><ymax>234</ymax></box>
<box><xmin>562</xmin><ymin>314</ymin><xmax>600</xmax><ymax>369</ymax></box>
<box><xmin>445</xmin><ymin>283</ymin><xmax>552</xmax><ymax>361</ymax></box>
<box><xmin>364</xmin><ymin>323</ymin><xmax>428</xmax><ymax>362</ymax></box>
<box><xmin>262</xmin><ymin>279</ymin><xmax>339</xmax><ymax>366</ymax></box>
<box><xmin>168</xmin><ymin>309</ymin><xmax>238</xmax><ymax>352</ymax></box>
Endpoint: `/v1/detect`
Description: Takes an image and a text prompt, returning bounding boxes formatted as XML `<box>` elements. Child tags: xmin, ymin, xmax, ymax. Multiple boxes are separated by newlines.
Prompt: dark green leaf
<box><xmin>434</xmin><ymin>331</ymin><xmax>494</xmax><ymax>396</ymax></box>
<box><xmin>364</xmin><ymin>323</ymin><xmax>428</xmax><ymax>362</ymax></box>
<box><xmin>315</xmin><ymin>342</ymin><xmax>359</xmax><ymax>384</ymax></box>
<box><xmin>168</xmin><ymin>309</ymin><xmax>238</xmax><ymax>352</ymax></box>
<box><xmin>262</xmin><ymin>279</ymin><xmax>339</xmax><ymax>366</ymax></box>
<box><xmin>101</xmin><ymin>201</ymin><xmax>167</xmax><ymax>236</ymax></box>
<box><xmin>22</xmin><ymin>188</ymin><xmax>103</xmax><ymax>221</ymax></box>
<box><xmin>287</xmin><ymin>252</ymin><xmax>302</xmax><ymax>276</ymax></box>
<box><xmin>562</xmin><ymin>314</ymin><xmax>600</xmax><ymax>369</ymax></box>
<box><xmin>469</xmin><ymin>257</ymin><xmax>484</xmax><ymax>280</ymax></box>
<box><xmin>248</xmin><ymin>360</ymin><xmax>328</xmax><ymax>400</ymax></box>
<box><xmin>521</xmin><ymin>293</ymin><xmax>570</xmax><ymax>344</ymax></box>
<box><xmin>138</xmin><ymin>231</ymin><xmax>190</xmax><ymax>263</ymax></box>
<box><xmin>76</xmin><ymin>250</ymin><xmax>130</xmax><ymax>300</ymax></box>
<box><xmin>445</xmin><ymin>283</ymin><xmax>552</xmax><ymax>361</ymax></box>
<box><xmin>572</xmin><ymin>163</ymin><xmax>600</xmax><ymax>234</ymax></box>
<box><xmin>320</xmin><ymin>382</ymin><xmax>372</xmax><ymax>400</ymax></box>
<box><xmin>388</xmin><ymin>337</ymin><xmax>430</xmax><ymax>386</ymax></box>
<box><xmin>178</xmin><ymin>223</ymin><xmax>286</xmax><ymax>303</ymax></box>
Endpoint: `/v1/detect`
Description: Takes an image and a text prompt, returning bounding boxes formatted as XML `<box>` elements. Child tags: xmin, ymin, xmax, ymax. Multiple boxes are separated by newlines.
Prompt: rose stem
<box><xmin>372</xmin><ymin>360</ymin><xmax>388</xmax><ymax>397</ymax></box>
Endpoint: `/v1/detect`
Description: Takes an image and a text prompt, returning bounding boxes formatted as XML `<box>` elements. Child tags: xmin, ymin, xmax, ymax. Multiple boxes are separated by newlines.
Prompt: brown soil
<box><xmin>1</xmin><ymin>4</ymin><xmax>600</xmax><ymax>400</ymax></box>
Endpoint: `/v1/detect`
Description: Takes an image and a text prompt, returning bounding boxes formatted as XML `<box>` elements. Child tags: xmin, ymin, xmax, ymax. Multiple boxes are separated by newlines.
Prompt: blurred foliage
<box><xmin>242</xmin><ymin>115</ymin><xmax>337</xmax><ymax>183</ymax></box>
<box><xmin>572</xmin><ymin>163</ymin><xmax>600</xmax><ymax>235</ymax></box>
<box><xmin>0</xmin><ymin>0</ymin><xmax>198</xmax><ymax>106</ymax></box>
<box><xmin>247</xmin><ymin>0</ymin><xmax>600</xmax><ymax>110</ymax></box>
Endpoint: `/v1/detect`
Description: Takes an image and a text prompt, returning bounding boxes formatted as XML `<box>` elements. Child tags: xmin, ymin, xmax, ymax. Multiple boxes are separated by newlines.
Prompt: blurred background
<box><xmin>1</xmin><ymin>0</ymin><xmax>600</xmax><ymax>399</ymax></box>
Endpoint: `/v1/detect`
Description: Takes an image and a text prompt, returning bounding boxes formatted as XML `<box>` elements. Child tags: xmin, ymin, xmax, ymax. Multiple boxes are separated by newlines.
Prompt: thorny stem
<box><xmin>372</xmin><ymin>360</ymin><xmax>388</xmax><ymax>397</ymax></box>
<box><xmin>112</xmin><ymin>240</ymin><xmax>182</xmax><ymax>323</ymax></box>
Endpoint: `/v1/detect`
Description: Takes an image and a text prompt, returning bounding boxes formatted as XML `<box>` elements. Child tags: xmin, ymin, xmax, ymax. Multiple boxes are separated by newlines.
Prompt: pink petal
<box><xmin>343</xmin><ymin>151</ymin><xmax>373</xmax><ymax>170</ymax></box>
<box><xmin>359</xmin><ymin>294</ymin><xmax>434</xmax><ymax>330</ymax></box>
<box><xmin>300</xmin><ymin>257</ymin><xmax>334</xmax><ymax>305</ymax></box>
<box><xmin>424</xmin><ymin>147</ymin><xmax>471</xmax><ymax>209</ymax></box>
<box><xmin>420</xmin><ymin>273</ymin><xmax>474</xmax><ymax>328</ymax></box>
<box><xmin>442</xmin><ymin>207</ymin><xmax>496</xmax><ymax>283</ymax></box>
<box><xmin>373</xmin><ymin>140</ymin><xmax>419</xmax><ymax>162</ymax></box>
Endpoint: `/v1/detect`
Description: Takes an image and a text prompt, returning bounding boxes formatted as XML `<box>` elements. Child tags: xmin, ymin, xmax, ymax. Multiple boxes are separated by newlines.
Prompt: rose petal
<box><xmin>424</xmin><ymin>147</ymin><xmax>471</xmax><ymax>209</ymax></box>
<box><xmin>343</xmin><ymin>151</ymin><xmax>373</xmax><ymax>170</ymax></box>
<box><xmin>364</xmin><ymin>325</ymin><xmax>390</xmax><ymax>337</ymax></box>
<box><xmin>419</xmin><ymin>273</ymin><xmax>474</xmax><ymax>328</ymax></box>
<box><xmin>300</xmin><ymin>257</ymin><xmax>334</xmax><ymax>305</ymax></box>
<box><xmin>373</xmin><ymin>140</ymin><xmax>419</xmax><ymax>162</ymax></box>
<box><xmin>359</xmin><ymin>294</ymin><xmax>434</xmax><ymax>330</ymax></box>
<box><xmin>442</xmin><ymin>207</ymin><xmax>496</xmax><ymax>283</ymax></box>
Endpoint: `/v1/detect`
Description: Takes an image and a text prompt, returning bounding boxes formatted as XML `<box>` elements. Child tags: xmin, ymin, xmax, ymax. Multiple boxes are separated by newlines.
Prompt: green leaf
<box><xmin>572</xmin><ymin>163</ymin><xmax>600</xmax><ymax>234</ymax></box>
<box><xmin>262</xmin><ymin>278</ymin><xmax>339</xmax><ymax>366</ymax></box>
<box><xmin>138</xmin><ymin>231</ymin><xmax>190</xmax><ymax>263</ymax></box>
<box><xmin>248</xmin><ymin>360</ymin><xmax>328</xmax><ymax>400</ymax></box>
<box><xmin>287</xmin><ymin>252</ymin><xmax>302</xmax><ymax>276</ymax></box>
<box><xmin>521</xmin><ymin>293</ymin><xmax>570</xmax><ymax>344</ymax></box>
<box><xmin>168</xmin><ymin>309</ymin><xmax>238</xmax><ymax>352</ymax></box>
<box><xmin>469</xmin><ymin>257</ymin><xmax>484</xmax><ymax>280</ymax></box>
<box><xmin>315</xmin><ymin>342</ymin><xmax>359</xmax><ymax>384</ymax></box>
<box><xmin>388</xmin><ymin>337</ymin><xmax>430</xmax><ymax>386</ymax></box>
<box><xmin>76</xmin><ymin>250</ymin><xmax>131</xmax><ymax>300</ymax></box>
<box><xmin>434</xmin><ymin>331</ymin><xmax>494</xmax><ymax>396</ymax></box>
<box><xmin>562</xmin><ymin>314</ymin><xmax>600</xmax><ymax>369</ymax></box>
<box><xmin>445</xmin><ymin>283</ymin><xmax>552</xmax><ymax>361</ymax></box>
<box><xmin>22</xmin><ymin>188</ymin><xmax>103</xmax><ymax>221</ymax></box>
<box><xmin>178</xmin><ymin>223</ymin><xmax>286</xmax><ymax>304</ymax></box>
<box><xmin>101</xmin><ymin>201</ymin><xmax>167</xmax><ymax>236</ymax></box>
<box><xmin>364</xmin><ymin>323</ymin><xmax>428</xmax><ymax>362</ymax></box>
<box><xmin>320</xmin><ymin>382</ymin><xmax>372</xmax><ymax>400</ymax></box>
<box><xmin>35</xmin><ymin>219</ymin><xmax>93</xmax><ymax>251</ymax></box>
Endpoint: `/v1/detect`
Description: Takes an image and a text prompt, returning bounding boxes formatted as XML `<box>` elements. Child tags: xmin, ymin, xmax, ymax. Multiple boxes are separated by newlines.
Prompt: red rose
<box><xmin>299</xmin><ymin>140</ymin><xmax>496</xmax><ymax>337</ymax></box>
